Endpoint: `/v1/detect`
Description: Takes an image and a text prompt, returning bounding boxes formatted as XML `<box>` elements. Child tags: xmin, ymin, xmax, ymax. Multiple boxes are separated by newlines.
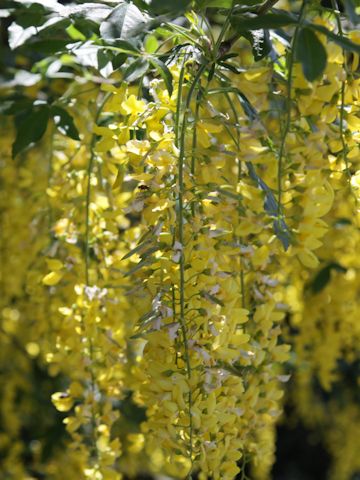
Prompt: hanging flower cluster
<box><xmin>1</xmin><ymin>3</ymin><xmax>360</xmax><ymax>480</ymax></box>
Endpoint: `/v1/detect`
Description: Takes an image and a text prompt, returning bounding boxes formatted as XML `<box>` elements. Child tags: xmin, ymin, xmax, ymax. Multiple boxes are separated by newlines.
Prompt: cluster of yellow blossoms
<box><xmin>1</xmin><ymin>9</ymin><xmax>360</xmax><ymax>480</ymax></box>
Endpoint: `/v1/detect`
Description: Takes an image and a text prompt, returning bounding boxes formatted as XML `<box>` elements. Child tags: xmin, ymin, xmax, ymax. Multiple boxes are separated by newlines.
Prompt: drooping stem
<box><xmin>277</xmin><ymin>0</ymin><xmax>307</xmax><ymax>214</ymax></box>
<box><xmin>331</xmin><ymin>0</ymin><xmax>357</xmax><ymax>205</ymax></box>
<box><xmin>175</xmin><ymin>53</ymin><xmax>188</xmax><ymax>147</ymax></box>
<box><xmin>176</xmin><ymin>58</ymin><xmax>208</xmax><ymax>472</ymax></box>
<box><xmin>190</xmin><ymin>94</ymin><xmax>201</xmax><ymax>177</ymax></box>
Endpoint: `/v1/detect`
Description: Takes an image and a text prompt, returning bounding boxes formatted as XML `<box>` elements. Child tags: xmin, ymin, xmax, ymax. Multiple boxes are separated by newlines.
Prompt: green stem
<box><xmin>175</xmin><ymin>53</ymin><xmax>188</xmax><ymax>147</ymax></box>
<box><xmin>176</xmin><ymin>59</ymin><xmax>208</xmax><ymax>471</ymax></box>
<box><xmin>331</xmin><ymin>0</ymin><xmax>357</xmax><ymax>204</ymax></box>
<box><xmin>190</xmin><ymin>95</ymin><xmax>201</xmax><ymax>177</ymax></box>
<box><xmin>277</xmin><ymin>0</ymin><xmax>307</xmax><ymax>214</ymax></box>
<box><xmin>213</xmin><ymin>4</ymin><xmax>235</xmax><ymax>59</ymax></box>
<box><xmin>190</xmin><ymin>74</ymin><xmax>213</xmax><ymax>217</ymax></box>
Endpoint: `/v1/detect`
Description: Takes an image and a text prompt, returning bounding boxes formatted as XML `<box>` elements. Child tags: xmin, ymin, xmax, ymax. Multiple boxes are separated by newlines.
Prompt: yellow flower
<box><xmin>120</xmin><ymin>94</ymin><xmax>146</xmax><ymax>117</ymax></box>
<box><xmin>42</xmin><ymin>270</ymin><xmax>64</xmax><ymax>286</ymax></box>
<box><xmin>51</xmin><ymin>392</ymin><xmax>74</xmax><ymax>412</ymax></box>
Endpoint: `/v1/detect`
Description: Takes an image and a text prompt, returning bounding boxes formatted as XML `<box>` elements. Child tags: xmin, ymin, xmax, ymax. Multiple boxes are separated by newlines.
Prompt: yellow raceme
<box><xmin>1</xmin><ymin>10</ymin><xmax>360</xmax><ymax>480</ymax></box>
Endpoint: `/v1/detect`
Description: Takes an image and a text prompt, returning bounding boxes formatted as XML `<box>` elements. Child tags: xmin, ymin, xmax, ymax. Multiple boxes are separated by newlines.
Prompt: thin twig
<box><xmin>257</xmin><ymin>0</ymin><xmax>280</xmax><ymax>15</ymax></box>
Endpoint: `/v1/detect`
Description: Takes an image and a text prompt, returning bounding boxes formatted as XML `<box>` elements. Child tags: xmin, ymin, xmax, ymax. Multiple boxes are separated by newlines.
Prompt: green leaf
<box><xmin>64</xmin><ymin>3</ymin><xmax>112</xmax><ymax>23</ymax></box>
<box><xmin>8</xmin><ymin>16</ymin><xmax>69</xmax><ymax>49</ymax></box>
<box><xmin>112</xmin><ymin>53</ymin><xmax>127</xmax><ymax>70</ymax></box>
<box><xmin>218</xmin><ymin>61</ymin><xmax>244</xmax><ymax>74</ymax></box>
<box><xmin>296</xmin><ymin>27</ymin><xmax>327</xmax><ymax>81</ymax></box>
<box><xmin>8</xmin><ymin>22</ymin><xmax>37</xmax><ymax>49</ymax></box>
<box><xmin>136</xmin><ymin>0</ymin><xmax>191</xmax><ymax>14</ymax></box>
<box><xmin>51</xmin><ymin>106</ymin><xmax>80</xmax><ymax>140</ymax></box>
<box><xmin>97</xmin><ymin>49</ymin><xmax>114</xmax><ymax>77</ymax></box>
<box><xmin>124</xmin><ymin>257</ymin><xmax>155</xmax><ymax>277</ymax></box>
<box><xmin>238</xmin><ymin>0</ymin><xmax>264</xmax><ymax>4</ymax></box>
<box><xmin>122</xmin><ymin>239</ymin><xmax>153</xmax><ymax>260</ymax></box>
<box><xmin>29</xmin><ymin>39</ymin><xmax>68</xmax><ymax>54</ymax></box>
<box><xmin>137</xmin><ymin>309</ymin><xmax>159</xmax><ymax>326</ymax></box>
<box><xmin>124</xmin><ymin>58</ymin><xmax>149</xmax><ymax>82</ymax></box>
<box><xmin>144</xmin><ymin>34</ymin><xmax>159</xmax><ymax>53</ymax></box>
<box><xmin>246</xmin><ymin>161</ymin><xmax>291</xmax><ymax>250</ymax></box>
<box><xmin>14</xmin><ymin>0</ymin><xmax>62</xmax><ymax>14</ymax></box>
<box><xmin>309</xmin><ymin>23</ymin><xmax>360</xmax><ymax>55</ymax></box>
<box><xmin>0</xmin><ymin>70</ymin><xmax>41</xmax><ymax>89</ymax></box>
<box><xmin>201</xmin><ymin>0</ymin><xmax>233</xmax><ymax>7</ymax></box>
<box><xmin>273</xmin><ymin>217</ymin><xmax>291</xmax><ymax>251</ymax></box>
<box><xmin>100</xmin><ymin>3</ymin><xmax>146</xmax><ymax>41</ymax></box>
<box><xmin>231</xmin><ymin>12</ymin><xmax>297</xmax><ymax>31</ymax></box>
<box><xmin>0</xmin><ymin>95</ymin><xmax>33</xmax><ymax>115</ymax></box>
<box><xmin>149</xmin><ymin>57</ymin><xmax>173</xmax><ymax>96</ymax></box>
<box><xmin>12</xmin><ymin>106</ymin><xmax>49</xmax><ymax>157</ymax></box>
<box><xmin>66</xmin><ymin>24</ymin><xmax>86</xmax><ymax>41</ymax></box>
<box><xmin>67</xmin><ymin>41</ymin><xmax>100</xmax><ymax>69</ymax></box>
<box><xmin>15</xmin><ymin>1</ymin><xmax>111</xmax><ymax>21</ymax></box>
<box><xmin>311</xmin><ymin>263</ymin><xmax>346</xmax><ymax>294</ymax></box>
<box><xmin>200</xmin><ymin>290</ymin><xmax>224</xmax><ymax>307</ymax></box>
<box><xmin>113</xmin><ymin>39</ymin><xmax>141</xmax><ymax>53</ymax></box>
<box><xmin>11</xmin><ymin>1</ymin><xmax>59</xmax><ymax>29</ymax></box>
<box><xmin>0</xmin><ymin>8</ymin><xmax>12</xmax><ymax>18</ymax></box>
<box><xmin>216</xmin><ymin>187</ymin><xmax>242</xmax><ymax>202</ymax></box>
<box><xmin>139</xmin><ymin>244</ymin><xmax>165</xmax><ymax>260</ymax></box>
<box><xmin>237</xmin><ymin>91</ymin><xmax>258</xmax><ymax>121</ymax></box>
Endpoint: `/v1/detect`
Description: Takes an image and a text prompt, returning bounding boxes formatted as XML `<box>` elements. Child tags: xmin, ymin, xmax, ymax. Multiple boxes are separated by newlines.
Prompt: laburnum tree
<box><xmin>1</xmin><ymin>0</ymin><xmax>360</xmax><ymax>479</ymax></box>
